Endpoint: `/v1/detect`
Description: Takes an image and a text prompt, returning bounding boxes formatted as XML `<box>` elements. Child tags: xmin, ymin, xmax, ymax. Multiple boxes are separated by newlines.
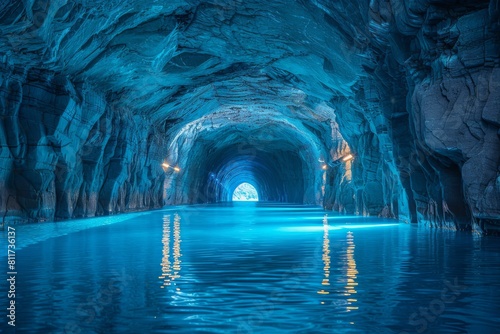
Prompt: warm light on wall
<box><xmin>322</xmin><ymin>164</ymin><xmax>328</xmax><ymax>170</ymax></box>
<box><xmin>162</xmin><ymin>162</ymin><xmax>180</xmax><ymax>172</ymax></box>
<box><xmin>326</xmin><ymin>154</ymin><xmax>355</xmax><ymax>168</ymax></box>
<box><xmin>342</xmin><ymin>154</ymin><xmax>354</xmax><ymax>162</ymax></box>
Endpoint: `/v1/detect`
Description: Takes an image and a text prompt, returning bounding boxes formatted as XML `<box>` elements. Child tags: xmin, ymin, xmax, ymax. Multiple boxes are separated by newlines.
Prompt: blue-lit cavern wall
<box><xmin>0</xmin><ymin>67</ymin><xmax>168</xmax><ymax>220</ymax></box>
<box><xmin>0</xmin><ymin>0</ymin><xmax>499</xmax><ymax>231</ymax></box>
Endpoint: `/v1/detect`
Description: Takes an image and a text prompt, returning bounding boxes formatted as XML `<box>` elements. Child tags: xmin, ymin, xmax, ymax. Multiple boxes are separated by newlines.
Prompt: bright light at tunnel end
<box><xmin>232</xmin><ymin>183</ymin><xmax>259</xmax><ymax>202</ymax></box>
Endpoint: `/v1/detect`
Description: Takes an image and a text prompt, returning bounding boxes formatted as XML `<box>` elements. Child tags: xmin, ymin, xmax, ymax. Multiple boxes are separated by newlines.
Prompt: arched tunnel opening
<box><xmin>193</xmin><ymin>145</ymin><xmax>305</xmax><ymax>204</ymax></box>
<box><xmin>232</xmin><ymin>182</ymin><xmax>259</xmax><ymax>202</ymax></box>
<box><xmin>164</xmin><ymin>115</ymin><xmax>327</xmax><ymax>206</ymax></box>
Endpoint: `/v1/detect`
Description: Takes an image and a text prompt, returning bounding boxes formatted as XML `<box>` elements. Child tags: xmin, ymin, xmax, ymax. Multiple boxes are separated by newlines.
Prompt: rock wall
<box><xmin>321</xmin><ymin>0</ymin><xmax>500</xmax><ymax>232</ymax></box>
<box><xmin>0</xmin><ymin>64</ymin><xmax>167</xmax><ymax>223</ymax></box>
<box><xmin>394</xmin><ymin>1</ymin><xmax>499</xmax><ymax>231</ymax></box>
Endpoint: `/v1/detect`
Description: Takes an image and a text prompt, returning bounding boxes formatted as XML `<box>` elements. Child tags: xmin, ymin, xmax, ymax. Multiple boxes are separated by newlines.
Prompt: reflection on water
<box><xmin>160</xmin><ymin>214</ymin><xmax>182</xmax><ymax>288</ymax></box>
<box><xmin>159</xmin><ymin>214</ymin><xmax>171</xmax><ymax>286</ymax></box>
<box><xmin>345</xmin><ymin>231</ymin><xmax>358</xmax><ymax>312</ymax></box>
<box><xmin>318</xmin><ymin>215</ymin><xmax>359</xmax><ymax>313</ymax></box>
<box><xmin>318</xmin><ymin>215</ymin><xmax>331</xmax><ymax>298</ymax></box>
<box><xmin>2</xmin><ymin>203</ymin><xmax>500</xmax><ymax>333</ymax></box>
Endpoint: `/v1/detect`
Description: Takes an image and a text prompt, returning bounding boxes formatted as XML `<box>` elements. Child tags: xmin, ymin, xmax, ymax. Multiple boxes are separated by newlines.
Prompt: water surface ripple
<box><xmin>1</xmin><ymin>203</ymin><xmax>499</xmax><ymax>333</ymax></box>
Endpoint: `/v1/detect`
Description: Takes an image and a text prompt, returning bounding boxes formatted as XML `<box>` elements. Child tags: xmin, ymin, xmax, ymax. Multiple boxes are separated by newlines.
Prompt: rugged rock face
<box><xmin>0</xmin><ymin>0</ymin><xmax>498</xmax><ymax>232</ymax></box>
<box><xmin>0</xmin><ymin>65</ymin><xmax>167</xmax><ymax>222</ymax></box>
<box><xmin>373</xmin><ymin>0</ymin><xmax>500</xmax><ymax>230</ymax></box>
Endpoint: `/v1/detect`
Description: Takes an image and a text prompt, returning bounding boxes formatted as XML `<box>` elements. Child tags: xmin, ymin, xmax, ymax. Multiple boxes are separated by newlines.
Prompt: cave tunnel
<box><xmin>0</xmin><ymin>0</ymin><xmax>500</xmax><ymax>332</ymax></box>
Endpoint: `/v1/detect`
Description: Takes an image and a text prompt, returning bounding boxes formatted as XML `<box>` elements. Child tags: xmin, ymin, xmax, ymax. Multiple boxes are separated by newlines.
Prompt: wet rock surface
<box><xmin>0</xmin><ymin>0</ymin><xmax>498</xmax><ymax>231</ymax></box>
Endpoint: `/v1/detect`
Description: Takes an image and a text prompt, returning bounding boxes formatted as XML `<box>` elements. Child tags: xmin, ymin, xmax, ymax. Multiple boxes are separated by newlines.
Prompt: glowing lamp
<box><xmin>162</xmin><ymin>162</ymin><xmax>180</xmax><ymax>172</ymax></box>
<box><xmin>342</xmin><ymin>154</ymin><xmax>353</xmax><ymax>162</ymax></box>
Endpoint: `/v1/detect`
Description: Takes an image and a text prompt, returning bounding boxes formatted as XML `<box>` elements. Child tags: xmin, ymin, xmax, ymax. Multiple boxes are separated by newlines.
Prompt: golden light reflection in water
<box><xmin>159</xmin><ymin>213</ymin><xmax>182</xmax><ymax>289</ymax></box>
<box><xmin>317</xmin><ymin>219</ymin><xmax>359</xmax><ymax>313</ymax></box>
<box><xmin>345</xmin><ymin>231</ymin><xmax>358</xmax><ymax>312</ymax></box>
<box><xmin>318</xmin><ymin>215</ymin><xmax>330</xmax><ymax>297</ymax></box>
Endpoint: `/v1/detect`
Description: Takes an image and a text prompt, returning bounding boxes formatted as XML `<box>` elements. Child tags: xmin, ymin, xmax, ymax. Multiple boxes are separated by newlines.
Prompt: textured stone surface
<box><xmin>0</xmin><ymin>65</ymin><xmax>167</xmax><ymax>222</ymax></box>
<box><xmin>0</xmin><ymin>0</ymin><xmax>498</xmax><ymax>232</ymax></box>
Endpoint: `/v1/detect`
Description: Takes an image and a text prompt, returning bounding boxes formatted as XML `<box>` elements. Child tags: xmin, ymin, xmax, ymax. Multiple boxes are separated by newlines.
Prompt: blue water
<box><xmin>1</xmin><ymin>203</ymin><xmax>500</xmax><ymax>333</ymax></box>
